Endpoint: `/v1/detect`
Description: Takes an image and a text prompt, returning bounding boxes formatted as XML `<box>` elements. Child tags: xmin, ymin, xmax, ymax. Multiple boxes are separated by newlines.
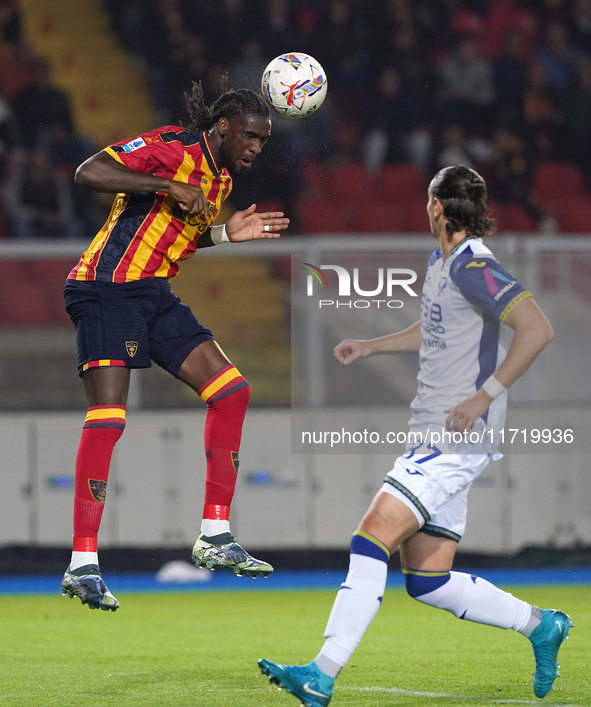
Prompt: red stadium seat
<box><xmin>357</xmin><ymin>200</ymin><xmax>405</xmax><ymax>233</ymax></box>
<box><xmin>377</xmin><ymin>164</ymin><xmax>427</xmax><ymax>202</ymax></box>
<box><xmin>486</xmin><ymin>201</ymin><xmax>507</xmax><ymax>233</ymax></box>
<box><xmin>0</xmin><ymin>281</ymin><xmax>50</xmax><ymax>326</ymax></box>
<box><xmin>302</xmin><ymin>161</ymin><xmax>329</xmax><ymax>198</ymax></box>
<box><xmin>297</xmin><ymin>197</ymin><xmax>356</xmax><ymax>233</ymax></box>
<box><xmin>505</xmin><ymin>203</ymin><xmax>537</xmax><ymax>232</ymax></box>
<box><xmin>328</xmin><ymin>163</ymin><xmax>373</xmax><ymax>203</ymax></box>
<box><xmin>533</xmin><ymin>161</ymin><xmax>586</xmax><ymax>210</ymax></box>
<box><xmin>558</xmin><ymin>195</ymin><xmax>591</xmax><ymax>233</ymax></box>
<box><xmin>402</xmin><ymin>200</ymin><xmax>430</xmax><ymax>232</ymax></box>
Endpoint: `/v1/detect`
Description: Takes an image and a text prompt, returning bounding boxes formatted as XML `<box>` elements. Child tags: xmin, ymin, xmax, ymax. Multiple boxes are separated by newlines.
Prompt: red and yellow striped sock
<box><xmin>72</xmin><ymin>406</ymin><xmax>126</xmax><ymax>555</ymax></box>
<box><xmin>198</xmin><ymin>365</ymin><xmax>250</xmax><ymax>535</ymax></box>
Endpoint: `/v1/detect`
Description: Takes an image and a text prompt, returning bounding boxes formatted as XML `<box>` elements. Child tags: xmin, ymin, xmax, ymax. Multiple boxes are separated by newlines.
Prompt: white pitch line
<box><xmin>341</xmin><ymin>686</ymin><xmax>590</xmax><ymax>707</ymax></box>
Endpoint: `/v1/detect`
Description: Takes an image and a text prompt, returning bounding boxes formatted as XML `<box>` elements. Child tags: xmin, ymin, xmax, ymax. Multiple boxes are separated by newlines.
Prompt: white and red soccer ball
<box><xmin>261</xmin><ymin>52</ymin><xmax>328</xmax><ymax>119</ymax></box>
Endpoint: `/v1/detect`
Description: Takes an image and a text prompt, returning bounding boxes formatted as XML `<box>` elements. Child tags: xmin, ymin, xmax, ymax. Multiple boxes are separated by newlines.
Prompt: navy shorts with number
<box><xmin>64</xmin><ymin>279</ymin><xmax>213</xmax><ymax>377</ymax></box>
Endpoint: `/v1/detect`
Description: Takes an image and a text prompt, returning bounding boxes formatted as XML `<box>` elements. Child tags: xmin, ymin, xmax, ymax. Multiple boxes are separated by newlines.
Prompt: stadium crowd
<box><xmin>3</xmin><ymin>0</ymin><xmax>591</xmax><ymax>235</ymax></box>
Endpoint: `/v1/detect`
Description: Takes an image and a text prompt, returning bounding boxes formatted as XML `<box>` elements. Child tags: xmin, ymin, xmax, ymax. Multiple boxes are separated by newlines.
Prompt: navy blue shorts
<box><xmin>64</xmin><ymin>279</ymin><xmax>213</xmax><ymax>377</ymax></box>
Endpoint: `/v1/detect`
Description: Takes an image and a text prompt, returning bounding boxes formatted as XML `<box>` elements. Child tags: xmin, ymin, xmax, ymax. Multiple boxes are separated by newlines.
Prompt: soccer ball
<box><xmin>261</xmin><ymin>53</ymin><xmax>328</xmax><ymax>119</ymax></box>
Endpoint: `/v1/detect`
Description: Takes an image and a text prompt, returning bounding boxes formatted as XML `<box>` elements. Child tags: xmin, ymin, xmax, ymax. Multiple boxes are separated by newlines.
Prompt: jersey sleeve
<box><xmin>450</xmin><ymin>254</ymin><xmax>531</xmax><ymax>322</ymax></box>
<box><xmin>103</xmin><ymin>129</ymin><xmax>182</xmax><ymax>176</ymax></box>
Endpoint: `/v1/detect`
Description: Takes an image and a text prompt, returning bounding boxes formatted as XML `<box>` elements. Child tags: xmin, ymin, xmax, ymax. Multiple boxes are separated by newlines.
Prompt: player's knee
<box><xmin>214</xmin><ymin>380</ymin><xmax>250</xmax><ymax>410</ymax></box>
<box><xmin>200</xmin><ymin>365</ymin><xmax>250</xmax><ymax>409</ymax></box>
<box><xmin>403</xmin><ymin>568</ymin><xmax>451</xmax><ymax>601</ymax></box>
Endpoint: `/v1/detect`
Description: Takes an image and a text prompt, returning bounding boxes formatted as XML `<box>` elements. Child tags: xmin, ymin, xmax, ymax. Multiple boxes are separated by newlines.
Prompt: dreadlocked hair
<box><xmin>431</xmin><ymin>165</ymin><xmax>496</xmax><ymax>241</ymax></box>
<box><xmin>183</xmin><ymin>73</ymin><xmax>270</xmax><ymax>133</ymax></box>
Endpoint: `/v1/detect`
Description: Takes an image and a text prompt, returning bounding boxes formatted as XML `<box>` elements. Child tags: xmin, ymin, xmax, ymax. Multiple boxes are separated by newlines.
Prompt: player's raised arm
<box><xmin>226</xmin><ymin>203</ymin><xmax>289</xmax><ymax>241</ymax></box>
<box><xmin>75</xmin><ymin>150</ymin><xmax>208</xmax><ymax>216</ymax></box>
<box><xmin>334</xmin><ymin>321</ymin><xmax>421</xmax><ymax>365</ymax></box>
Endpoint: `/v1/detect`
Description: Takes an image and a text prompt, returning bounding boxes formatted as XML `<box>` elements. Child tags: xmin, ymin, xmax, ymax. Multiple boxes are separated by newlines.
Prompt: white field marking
<box><xmin>340</xmin><ymin>686</ymin><xmax>589</xmax><ymax>707</ymax></box>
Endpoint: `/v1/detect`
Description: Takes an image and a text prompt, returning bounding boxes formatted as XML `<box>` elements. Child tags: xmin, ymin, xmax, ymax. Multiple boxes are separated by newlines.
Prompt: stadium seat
<box><xmin>377</xmin><ymin>164</ymin><xmax>427</xmax><ymax>202</ymax></box>
<box><xmin>402</xmin><ymin>200</ymin><xmax>430</xmax><ymax>232</ymax></box>
<box><xmin>0</xmin><ymin>281</ymin><xmax>50</xmax><ymax>326</ymax></box>
<box><xmin>357</xmin><ymin>200</ymin><xmax>404</xmax><ymax>233</ymax></box>
<box><xmin>486</xmin><ymin>201</ymin><xmax>507</xmax><ymax>233</ymax></box>
<box><xmin>533</xmin><ymin>161</ymin><xmax>586</xmax><ymax>211</ymax></box>
<box><xmin>558</xmin><ymin>195</ymin><xmax>591</xmax><ymax>233</ymax></box>
<box><xmin>328</xmin><ymin>163</ymin><xmax>373</xmax><ymax>203</ymax></box>
<box><xmin>302</xmin><ymin>162</ymin><xmax>329</xmax><ymax>198</ymax></box>
<box><xmin>505</xmin><ymin>203</ymin><xmax>537</xmax><ymax>232</ymax></box>
<box><xmin>297</xmin><ymin>197</ymin><xmax>355</xmax><ymax>233</ymax></box>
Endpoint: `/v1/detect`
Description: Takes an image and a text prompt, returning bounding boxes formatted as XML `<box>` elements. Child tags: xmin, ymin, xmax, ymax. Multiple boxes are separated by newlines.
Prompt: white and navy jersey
<box><xmin>408</xmin><ymin>238</ymin><xmax>531</xmax><ymax>454</ymax></box>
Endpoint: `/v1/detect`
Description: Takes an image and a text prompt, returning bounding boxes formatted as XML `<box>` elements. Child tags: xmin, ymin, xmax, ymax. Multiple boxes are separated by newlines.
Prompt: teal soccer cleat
<box><xmin>192</xmin><ymin>533</ymin><xmax>274</xmax><ymax>578</ymax></box>
<box><xmin>61</xmin><ymin>564</ymin><xmax>119</xmax><ymax>611</ymax></box>
<box><xmin>529</xmin><ymin>609</ymin><xmax>573</xmax><ymax>698</ymax></box>
<box><xmin>259</xmin><ymin>658</ymin><xmax>334</xmax><ymax>707</ymax></box>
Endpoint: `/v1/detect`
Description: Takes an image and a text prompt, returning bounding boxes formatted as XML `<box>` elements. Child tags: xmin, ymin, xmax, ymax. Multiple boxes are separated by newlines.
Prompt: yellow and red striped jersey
<box><xmin>68</xmin><ymin>126</ymin><xmax>232</xmax><ymax>283</ymax></box>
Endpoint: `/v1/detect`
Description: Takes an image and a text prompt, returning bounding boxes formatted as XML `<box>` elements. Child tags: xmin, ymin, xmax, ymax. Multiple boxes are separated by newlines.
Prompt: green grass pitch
<box><xmin>0</xmin><ymin>585</ymin><xmax>589</xmax><ymax>707</ymax></box>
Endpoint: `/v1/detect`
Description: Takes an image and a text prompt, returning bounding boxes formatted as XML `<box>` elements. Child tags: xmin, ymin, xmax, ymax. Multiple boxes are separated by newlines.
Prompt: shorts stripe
<box><xmin>82</xmin><ymin>359</ymin><xmax>126</xmax><ymax>372</ymax></box>
<box><xmin>383</xmin><ymin>477</ymin><xmax>430</xmax><ymax>523</ymax></box>
<box><xmin>420</xmin><ymin>523</ymin><xmax>462</xmax><ymax>542</ymax></box>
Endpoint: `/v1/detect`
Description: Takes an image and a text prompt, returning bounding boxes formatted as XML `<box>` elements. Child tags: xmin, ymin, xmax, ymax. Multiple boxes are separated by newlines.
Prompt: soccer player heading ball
<box><xmin>61</xmin><ymin>76</ymin><xmax>289</xmax><ymax>611</ymax></box>
<box><xmin>260</xmin><ymin>165</ymin><xmax>572</xmax><ymax>705</ymax></box>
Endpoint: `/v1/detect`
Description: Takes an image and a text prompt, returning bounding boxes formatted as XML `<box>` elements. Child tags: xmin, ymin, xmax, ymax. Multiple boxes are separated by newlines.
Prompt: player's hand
<box><xmin>167</xmin><ymin>180</ymin><xmax>208</xmax><ymax>216</ymax></box>
<box><xmin>333</xmin><ymin>339</ymin><xmax>371</xmax><ymax>365</ymax></box>
<box><xmin>444</xmin><ymin>389</ymin><xmax>493</xmax><ymax>432</ymax></box>
<box><xmin>226</xmin><ymin>204</ymin><xmax>289</xmax><ymax>241</ymax></box>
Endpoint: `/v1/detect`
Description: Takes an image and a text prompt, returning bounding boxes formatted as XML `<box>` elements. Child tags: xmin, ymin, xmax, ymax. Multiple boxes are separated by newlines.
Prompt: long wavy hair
<box><xmin>431</xmin><ymin>165</ymin><xmax>496</xmax><ymax>240</ymax></box>
<box><xmin>183</xmin><ymin>74</ymin><xmax>269</xmax><ymax>132</ymax></box>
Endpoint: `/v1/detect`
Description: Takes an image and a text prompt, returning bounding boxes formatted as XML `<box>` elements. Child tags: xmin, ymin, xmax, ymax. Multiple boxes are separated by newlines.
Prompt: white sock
<box><xmin>200</xmin><ymin>519</ymin><xmax>230</xmax><ymax>537</ymax></box>
<box><xmin>70</xmin><ymin>551</ymin><xmax>99</xmax><ymax>571</ymax></box>
<box><xmin>414</xmin><ymin>571</ymin><xmax>533</xmax><ymax>632</ymax></box>
<box><xmin>317</xmin><ymin>553</ymin><xmax>388</xmax><ymax>669</ymax></box>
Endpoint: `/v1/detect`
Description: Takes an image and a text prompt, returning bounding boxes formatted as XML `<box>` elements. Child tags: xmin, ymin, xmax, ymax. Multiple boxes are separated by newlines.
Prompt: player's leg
<box><xmin>259</xmin><ymin>491</ymin><xmax>418</xmax><ymax>707</ymax></box>
<box><xmin>401</xmin><ymin>505</ymin><xmax>573</xmax><ymax>697</ymax></box>
<box><xmin>62</xmin><ymin>367</ymin><xmax>130</xmax><ymax>611</ymax></box>
<box><xmin>62</xmin><ymin>280</ymin><xmax>151</xmax><ymax>611</ymax></box>
<box><xmin>176</xmin><ymin>340</ymin><xmax>273</xmax><ymax>577</ymax></box>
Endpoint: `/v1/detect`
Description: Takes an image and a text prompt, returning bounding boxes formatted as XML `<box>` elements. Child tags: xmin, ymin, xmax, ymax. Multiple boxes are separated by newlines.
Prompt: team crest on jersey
<box><xmin>88</xmin><ymin>479</ymin><xmax>107</xmax><ymax>505</ymax></box>
<box><xmin>231</xmin><ymin>451</ymin><xmax>239</xmax><ymax>474</ymax></box>
<box><xmin>126</xmin><ymin>341</ymin><xmax>138</xmax><ymax>357</ymax></box>
<box><xmin>122</xmin><ymin>137</ymin><xmax>146</xmax><ymax>153</ymax></box>
<box><xmin>169</xmin><ymin>200</ymin><xmax>215</xmax><ymax>228</ymax></box>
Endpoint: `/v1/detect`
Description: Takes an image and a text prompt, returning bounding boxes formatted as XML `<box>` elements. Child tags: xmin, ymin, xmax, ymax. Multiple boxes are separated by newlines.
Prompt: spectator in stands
<box><xmin>435</xmin><ymin>124</ymin><xmax>476</xmax><ymax>170</ymax></box>
<box><xmin>0</xmin><ymin>41</ymin><xmax>38</xmax><ymax>101</ymax></box>
<box><xmin>566</xmin><ymin>0</ymin><xmax>591</xmax><ymax>53</ymax></box>
<box><xmin>231</xmin><ymin>40</ymin><xmax>268</xmax><ymax>93</ymax></box>
<box><xmin>565</xmin><ymin>55</ymin><xmax>591</xmax><ymax>176</ymax></box>
<box><xmin>259</xmin><ymin>0</ymin><xmax>299</xmax><ymax>65</ymax></box>
<box><xmin>3</xmin><ymin>146</ymin><xmax>77</xmax><ymax>238</ymax></box>
<box><xmin>362</xmin><ymin>66</ymin><xmax>426</xmax><ymax>168</ymax></box>
<box><xmin>486</xmin><ymin>128</ymin><xmax>553</xmax><ymax>230</ymax></box>
<box><xmin>40</xmin><ymin>122</ymin><xmax>97</xmax><ymax>180</ymax></box>
<box><xmin>11</xmin><ymin>59</ymin><xmax>74</xmax><ymax>146</ymax></box>
<box><xmin>438</xmin><ymin>34</ymin><xmax>495</xmax><ymax>130</ymax></box>
<box><xmin>522</xmin><ymin>58</ymin><xmax>563</xmax><ymax>132</ymax></box>
<box><xmin>320</xmin><ymin>0</ymin><xmax>371</xmax><ymax>101</ymax></box>
<box><xmin>0</xmin><ymin>95</ymin><xmax>23</xmax><ymax>177</ymax></box>
<box><xmin>0</xmin><ymin>0</ymin><xmax>22</xmax><ymax>45</ymax></box>
<box><xmin>536</xmin><ymin>21</ymin><xmax>582</xmax><ymax>94</ymax></box>
<box><xmin>494</xmin><ymin>29</ymin><xmax>528</xmax><ymax>127</ymax></box>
